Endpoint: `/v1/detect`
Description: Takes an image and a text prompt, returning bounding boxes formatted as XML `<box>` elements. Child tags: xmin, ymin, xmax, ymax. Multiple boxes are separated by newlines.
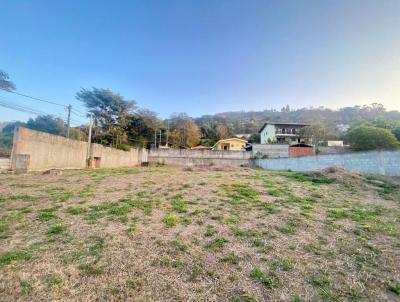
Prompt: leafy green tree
<box><xmin>0</xmin><ymin>69</ymin><xmax>15</xmax><ymax>91</ymax></box>
<box><xmin>299</xmin><ymin>123</ymin><xmax>327</xmax><ymax>146</ymax></box>
<box><xmin>347</xmin><ymin>126</ymin><xmax>399</xmax><ymax>151</ymax></box>
<box><xmin>392</xmin><ymin>127</ymin><xmax>400</xmax><ymax>141</ymax></box>
<box><xmin>125</xmin><ymin>109</ymin><xmax>163</xmax><ymax>148</ymax></box>
<box><xmin>248</xmin><ymin>133</ymin><xmax>260</xmax><ymax>144</ymax></box>
<box><xmin>76</xmin><ymin>88</ymin><xmax>136</xmax><ymax>148</ymax></box>
<box><xmin>26</xmin><ymin>115</ymin><xmax>66</xmax><ymax>135</ymax></box>
<box><xmin>2</xmin><ymin>121</ymin><xmax>26</xmax><ymax>134</ymax></box>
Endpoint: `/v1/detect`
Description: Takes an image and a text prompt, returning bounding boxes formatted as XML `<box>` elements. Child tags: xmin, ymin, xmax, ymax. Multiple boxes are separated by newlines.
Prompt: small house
<box><xmin>212</xmin><ymin>138</ymin><xmax>248</xmax><ymax>151</ymax></box>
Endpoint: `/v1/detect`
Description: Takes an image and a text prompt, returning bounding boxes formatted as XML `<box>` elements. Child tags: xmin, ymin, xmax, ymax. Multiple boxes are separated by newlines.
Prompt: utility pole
<box><xmin>159</xmin><ymin>129</ymin><xmax>162</xmax><ymax>146</ymax></box>
<box><xmin>66</xmin><ymin>104</ymin><xmax>72</xmax><ymax>138</ymax></box>
<box><xmin>154</xmin><ymin>129</ymin><xmax>157</xmax><ymax>148</ymax></box>
<box><xmin>87</xmin><ymin>115</ymin><xmax>93</xmax><ymax>168</ymax></box>
<box><xmin>166</xmin><ymin>121</ymin><xmax>169</xmax><ymax>147</ymax></box>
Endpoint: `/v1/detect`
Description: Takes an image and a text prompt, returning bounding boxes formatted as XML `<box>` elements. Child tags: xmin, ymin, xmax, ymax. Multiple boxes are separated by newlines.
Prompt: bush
<box><xmin>347</xmin><ymin>126</ymin><xmax>399</xmax><ymax>151</ymax></box>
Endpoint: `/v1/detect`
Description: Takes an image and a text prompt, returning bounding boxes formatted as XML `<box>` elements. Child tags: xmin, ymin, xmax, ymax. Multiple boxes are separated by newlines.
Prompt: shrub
<box><xmin>347</xmin><ymin>126</ymin><xmax>399</xmax><ymax>151</ymax></box>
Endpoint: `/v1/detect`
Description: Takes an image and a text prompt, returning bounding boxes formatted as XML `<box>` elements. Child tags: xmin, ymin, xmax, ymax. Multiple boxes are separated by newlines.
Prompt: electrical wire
<box><xmin>0</xmin><ymin>87</ymin><xmax>88</xmax><ymax>117</ymax></box>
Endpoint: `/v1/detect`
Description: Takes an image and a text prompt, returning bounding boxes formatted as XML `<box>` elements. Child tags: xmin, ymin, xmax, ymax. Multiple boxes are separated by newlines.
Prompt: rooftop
<box><xmin>258</xmin><ymin>122</ymin><xmax>310</xmax><ymax>133</ymax></box>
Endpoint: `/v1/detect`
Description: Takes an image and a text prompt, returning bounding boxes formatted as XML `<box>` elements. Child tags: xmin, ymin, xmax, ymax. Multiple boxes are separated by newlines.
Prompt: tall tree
<box><xmin>215</xmin><ymin>124</ymin><xmax>230</xmax><ymax>140</ymax></box>
<box><xmin>168</xmin><ymin>113</ymin><xmax>200</xmax><ymax>148</ymax></box>
<box><xmin>125</xmin><ymin>109</ymin><xmax>163</xmax><ymax>148</ymax></box>
<box><xmin>76</xmin><ymin>88</ymin><xmax>136</xmax><ymax>148</ymax></box>
<box><xmin>0</xmin><ymin>69</ymin><xmax>16</xmax><ymax>91</ymax></box>
<box><xmin>26</xmin><ymin>115</ymin><xmax>66</xmax><ymax>135</ymax></box>
<box><xmin>299</xmin><ymin>123</ymin><xmax>327</xmax><ymax>145</ymax></box>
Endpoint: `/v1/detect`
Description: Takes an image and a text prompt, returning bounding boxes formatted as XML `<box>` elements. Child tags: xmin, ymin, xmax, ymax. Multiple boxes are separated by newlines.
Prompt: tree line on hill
<box><xmin>1</xmin><ymin>70</ymin><xmax>399</xmax><ymax>156</ymax></box>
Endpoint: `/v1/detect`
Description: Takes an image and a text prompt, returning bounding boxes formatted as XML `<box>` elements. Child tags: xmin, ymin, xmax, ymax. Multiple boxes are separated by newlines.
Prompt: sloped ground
<box><xmin>0</xmin><ymin>167</ymin><xmax>399</xmax><ymax>301</ymax></box>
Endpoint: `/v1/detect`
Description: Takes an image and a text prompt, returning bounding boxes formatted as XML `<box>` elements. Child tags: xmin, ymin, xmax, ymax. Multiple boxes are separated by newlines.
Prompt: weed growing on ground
<box><xmin>163</xmin><ymin>215</ymin><xmax>180</xmax><ymax>227</ymax></box>
<box><xmin>0</xmin><ymin>250</ymin><xmax>32</xmax><ymax>267</ymax></box>
<box><xmin>20</xmin><ymin>281</ymin><xmax>34</xmax><ymax>294</ymax></box>
<box><xmin>47</xmin><ymin>224</ymin><xmax>65</xmax><ymax>235</ymax></box>
<box><xmin>206</xmin><ymin>238</ymin><xmax>229</xmax><ymax>252</ymax></box>
<box><xmin>45</xmin><ymin>274</ymin><xmax>63</xmax><ymax>286</ymax></box>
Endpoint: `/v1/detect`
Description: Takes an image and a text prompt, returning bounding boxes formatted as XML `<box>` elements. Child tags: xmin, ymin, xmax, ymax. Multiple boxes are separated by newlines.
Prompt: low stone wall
<box><xmin>252</xmin><ymin>144</ymin><xmax>289</xmax><ymax>158</ymax></box>
<box><xmin>255</xmin><ymin>150</ymin><xmax>400</xmax><ymax>176</ymax></box>
<box><xmin>11</xmin><ymin>127</ymin><xmax>145</xmax><ymax>172</ymax></box>
<box><xmin>148</xmin><ymin>148</ymin><xmax>253</xmax><ymax>167</ymax></box>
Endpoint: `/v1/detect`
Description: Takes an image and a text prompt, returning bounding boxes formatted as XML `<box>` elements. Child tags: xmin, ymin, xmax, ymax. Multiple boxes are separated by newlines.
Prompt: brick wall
<box><xmin>289</xmin><ymin>146</ymin><xmax>315</xmax><ymax>157</ymax></box>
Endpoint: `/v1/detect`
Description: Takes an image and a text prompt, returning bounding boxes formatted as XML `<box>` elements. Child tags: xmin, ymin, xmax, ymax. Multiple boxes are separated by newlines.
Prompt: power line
<box><xmin>0</xmin><ymin>98</ymin><xmax>56</xmax><ymax>116</ymax></box>
<box><xmin>0</xmin><ymin>100</ymin><xmax>86</xmax><ymax>129</ymax></box>
<box><xmin>0</xmin><ymin>97</ymin><xmax>74</xmax><ymax>123</ymax></box>
<box><xmin>0</xmin><ymin>87</ymin><xmax>88</xmax><ymax>116</ymax></box>
<box><xmin>0</xmin><ymin>87</ymin><xmax>66</xmax><ymax>107</ymax></box>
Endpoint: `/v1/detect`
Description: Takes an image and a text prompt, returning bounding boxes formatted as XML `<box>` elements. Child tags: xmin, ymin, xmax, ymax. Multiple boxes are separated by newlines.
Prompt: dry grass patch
<box><xmin>0</xmin><ymin>167</ymin><xmax>399</xmax><ymax>301</ymax></box>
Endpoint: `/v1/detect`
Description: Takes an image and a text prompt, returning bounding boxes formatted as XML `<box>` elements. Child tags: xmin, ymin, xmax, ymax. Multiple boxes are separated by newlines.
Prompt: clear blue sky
<box><xmin>1</xmin><ymin>0</ymin><xmax>399</xmax><ymax>124</ymax></box>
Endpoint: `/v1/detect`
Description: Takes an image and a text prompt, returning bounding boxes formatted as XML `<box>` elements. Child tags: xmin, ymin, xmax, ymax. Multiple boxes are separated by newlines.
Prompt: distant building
<box><xmin>234</xmin><ymin>133</ymin><xmax>252</xmax><ymax>139</ymax></box>
<box><xmin>336</xmin><ymin>124</ymin><xmax>350</xmax><ymax>132</ymax></box>
<box><xmin>258</xmin><ymin>122</ymin><xmax>309</xmax><ymax>144</ymax></box>
<box><xmin>212</xmin><ymin>138</ymin><xmax>248</xmax><ymax>151</ymax></box>
<box><xmin>191</xmin><ymin>145</ymin><xmax>211</xmax><ymax>150</ymax></box>
<box><xmin>323</xmin><ymin>140</ymin><xmax>344</xmax><ymax>147</ymax></box>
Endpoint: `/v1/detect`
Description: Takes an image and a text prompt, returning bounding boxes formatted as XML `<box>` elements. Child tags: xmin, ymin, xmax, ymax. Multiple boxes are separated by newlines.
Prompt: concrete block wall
<box><xmin>318</xmin><ymin>146</ymin><xmax>352</xmax><ymax>155</ymax></box>
<box><xmin>0</xmin><ymin>158</ymin><xmax>10</xmax><ymax>171</ymax></box>
<box><xmin>148</xmin><ymin>148</ymin><xmax>253</xmax><ymax>167</ymax></box>
<box><xmin>255</xmin><ymin>150</ymin><xmax>400</xmax><ymax>176</ymax></box>
<box><xmin>252</xmin><ymin>144</ymin><xmax>289</xmax><ymax>158</ymax></box>
<box><xmin>12</xmin><ymin>127</ymin><xmax>88</xmax><ymax>171</ymax></box>
<box><xmin>11</xmin><ymin>127</ymin><xmax>144</xmax><ymax>172</ymax></box>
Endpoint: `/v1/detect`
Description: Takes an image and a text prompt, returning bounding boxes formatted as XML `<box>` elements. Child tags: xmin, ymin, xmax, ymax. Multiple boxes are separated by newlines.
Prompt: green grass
<box><xmin>220</xmin><ymin>253</ymin><xmax>240</xmax><ymax>265</ymax></box>
<box><xmin>308</xmin><ymin>271</ymin><xmax>340</xmax><ymax>301</ymax></box>
<box><xmin>366</xmin><ymin>176</ymin><xmax>398</xmax><ymax>198</ymax></box>
<box><xmin>205</xmin><ymin>238</ymin><xmax>229</xmax><ymax>252</ymax></box>
<box><xmin>172</xmin><ymin>240</ymin><xmax>188</xmax><ymax>252</ymax></box>
<box><xmin>0</xmin><ymin>222</ymin><xmax>10</xmax><ymax>239</ymax></box>
<box><xmin>0</xmin><ymin>194</ymin><xmax>38</xmax><ymax>202</ymax></box>
<box><xmin>267</xmin><ymin>188</ymin><xmax>285</xmax><ymax>197</ymax></box>
<box><xmin>230</xmin><ymin>292</ymin><xmax>258</xmax><ymax>302</ymax></box>
<box><xmin>45</xmin><ymin>274</ymin><xmax>63</xmax><ymax>286</ymax></box>
<box><xmin>205</xmin><ymin>225</ymin><xmax>217</xmax><ymax>237</ymax></box>
<box><xmin>46</xmin><ymin>187</ymin><xmax>74</xmax><ymax>202</ymax></box>
<box><xmin>107</xmin><ymin>204</ymin><xmax>131</xmax><ymax>216</ymax></box>
<box><xmin>250</xmin><ymin>267</ymin><xmax>275</xmax><ymax>288</ymax></box>
<box><xmin>163</xmin><ymin>215</ymin><xmax>180</xmax><ymax>227</ymax></box>
<box><xmin>282</xmin><ymin>172</ymin><xmax>335</xmax><ymax>185</ymax></box>
<box><xmin>171</xmin><ymin>194</ymin><xmax>188</xmax><ymax>213</ymax></box>
<box><xmin>0</xmin><ymin>250</ymin><xmax>32</xmax><ymax>267</ymax></box>
<box><xmin>226</xmin><ymin>183</ymin><xmax>260</xmax><ymax>203</ymax></box>
<box><xmin>78</xmin><ymin>263</ymin><xmax>104</xmax><ymax>275</ymax></box>
<box><xmin>388</xmin><ymin>284</ymin><xmax>400</xmax><ymax>295</ymax></box>
<box><xmin>65</xmin><ymin>206</ymin><xmax>87</xmax><ymax>215</ymax></box>
<box><xmin>47</xmin><ymin>224</ymin><xmax>65</xmax><ymax>235</ymax></box>
<box><xmin>38</xmin><ymin>207</ymin><xmax>59</xmax><ymax>221</ymax></box>
<box><xmin>20</xmin><ymin>281</ymin><xmax>34</xmax><ymax>294</ymax></box>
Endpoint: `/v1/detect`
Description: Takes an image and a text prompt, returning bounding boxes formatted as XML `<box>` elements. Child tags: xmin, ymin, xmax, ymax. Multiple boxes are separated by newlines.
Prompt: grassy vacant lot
<box><xmin>0</xmin><ymin>166</ymin><xmax>399</xmax><ymax>301</ymax></box>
